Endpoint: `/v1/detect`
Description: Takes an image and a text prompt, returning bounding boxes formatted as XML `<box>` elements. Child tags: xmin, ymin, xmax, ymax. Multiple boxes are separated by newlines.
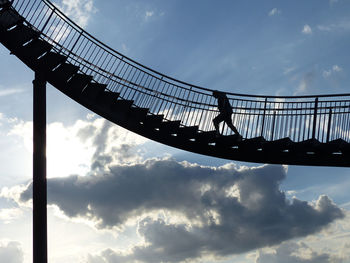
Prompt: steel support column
<box><xmin>33</xmin><ymin>71</ymin><xmax>47</xmax><ymax>263</ymax></box>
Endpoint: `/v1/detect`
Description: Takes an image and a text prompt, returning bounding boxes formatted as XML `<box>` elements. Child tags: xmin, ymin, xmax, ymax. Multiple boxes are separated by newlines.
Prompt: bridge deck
<box><xmin>1</xmin><ymin>0</ymin><xmax>350</xmax><ymax>166</ymax></box>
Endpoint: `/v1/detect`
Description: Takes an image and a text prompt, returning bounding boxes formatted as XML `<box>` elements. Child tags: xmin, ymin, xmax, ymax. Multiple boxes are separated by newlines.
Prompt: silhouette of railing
<box><xmin>4</xmin><ymin>0</ymin><xmax>350</xmax><ymax>143</ymax></box>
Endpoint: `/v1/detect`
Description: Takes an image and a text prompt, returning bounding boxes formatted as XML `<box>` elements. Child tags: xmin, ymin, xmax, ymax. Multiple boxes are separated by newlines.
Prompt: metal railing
<box><xmin>8</xmin><ymin>0</ymin><xmax>350</xmax><ymax>142</ymax></box>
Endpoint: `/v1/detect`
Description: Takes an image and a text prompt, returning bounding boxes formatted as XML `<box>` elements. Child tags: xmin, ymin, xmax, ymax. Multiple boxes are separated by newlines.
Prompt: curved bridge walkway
<box><xmin>1</xmin><ymin>0</ymin><xmax>350</xmax><ymax>167</ymax></box>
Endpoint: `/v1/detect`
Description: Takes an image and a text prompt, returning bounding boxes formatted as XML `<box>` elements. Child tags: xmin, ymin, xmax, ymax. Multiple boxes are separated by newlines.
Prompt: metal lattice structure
<box><xmin>1</xmin><ymin>0</ymin><xmax>350</xmax><ymax>166</ymax></box>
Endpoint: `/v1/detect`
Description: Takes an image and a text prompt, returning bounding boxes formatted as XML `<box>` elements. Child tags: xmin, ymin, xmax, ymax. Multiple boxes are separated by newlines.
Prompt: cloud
<box><xmin>122</xmin><ymin>43</ymin><xmax>129</xmax><ymax>53</ymax></box>
<box><xmin>8</xmin><ymin>116</ymin><xmax>146</xmax><ymax>177</ymax></box>
<box><xmin>302</xmin><ymin>24</ymin><xmax>312</xmax><ymax>35</ymax></box>
<box><xmin>295</xmin><ymin>72</ymin><xmax>314</xmax><ymax>95</ymax></box>
<box><xmin>0</xmin><ymin>88</ymin><xmax>24</xmax><ymax>97</ymax></box>
<box><xmin>332</xmin><ymin>65</ymin><xmax>342</xmax><ymax>72</ymax></box>
<box><xmin>317</xmin><ymin>20</ymin><xmax>350</xmax><ymax>32</ymax></box>
<box><xmin>283</xmin><ymin>66</ymin><xmax>296</xmax><ymax>75</ymax></box>
<box><xmin>55</xmin><ymin>0</ymin><xmax>97</xmax><ymax>27</ymax></box>
<box><xmin>323</xmin><ymin>70</ymin><xmax>332</xmax><ymax>78</ymax></box>
<box><xmin>317</xmin><ymin>25</ymin><xmax>332</xmax><ymax>32</ymax></box>
<box><xmin>145</xmin><ymin>11</ymin><xmax>154</xmax><ymax>19</ymax></box>
<box><xmin>143</xmin><ymin>9</ymin><xmax>164</xmax><ymax>22</ymax></box>
<box><xmin>2</xmin><ymin>112</ymin><xmax>345</xmax><ymax>262</ymax></box>
<box><xmin>268</xmin><ymin>8</ymin><xmax>281</xmax><ymax>16</ymax></box>
<box><xmin>323</xmin><ymin>65</ymin><xmax>343</xmax><ymax>78</ymax></box>
<box><xmin>0</xmin><ymin>208</ymin><xmax>23</xmax><ymax>224</ymax></box>
<box><xmin>256</xmin><ymin>241</ymin><xmax>346</xmax><ymax>263</ymax></box>
<box><xmin>16</xmin><ymin>160</ymin><xmax>344</xmax><ymax>262</ymax></box>
<box><xmin>0</xmin><ymin>241</ymin><xmax>23</xmax><ymax>263</ymax></box>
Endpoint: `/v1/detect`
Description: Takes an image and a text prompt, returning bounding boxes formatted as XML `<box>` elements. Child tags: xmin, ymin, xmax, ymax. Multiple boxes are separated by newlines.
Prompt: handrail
<box><xmin>5</xmin><ymin>0</ymin><xmax>350</xmax><ymax>143</ymax></box>
<box><xmin>26</xmin><ymin>0</ymin><xmax>350</xmax><ymax>99</ymax></box>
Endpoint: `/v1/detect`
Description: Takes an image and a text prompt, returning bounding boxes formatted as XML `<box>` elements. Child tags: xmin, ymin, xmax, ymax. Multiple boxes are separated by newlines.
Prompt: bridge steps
<box><xmin>96</xmin><ymin>90</ymin><xmax>119</xmax><ymax>107</ymax></box>
<box><xmin>111</xmin><ymin>99</ymin><xmax>133</xmax><ymax>110</ymax></box>
<box><xmin>14</xmin><ymin>38</ymin><xmax>52</xmax><ymax>62</ymax></box>
<box><xmin>0</xmin><ymin>1</ymin><xmax>11</xmax><ymax>9</ymax></box>
<box><xmin>111</xmin><ymin>100</ymin><xmax>148</xmax><ymax>122</ymax></box>
<box><xmin>290</xmin><ymin>138</ymin><xmax>321</xmax><ymax>154</ymax></box>
<box><xmin>49</xmin><ymin>64</ymin><xmax>80</xmax><ymax>86</ymax></box>
<box><xmin>239</xmin><ymin>136</ymin><xmax>266</xmax><ymax>151</ymax></box>
<box><xmin>195</xmin><ymin>131</ymin><xmax>217</xmax><ymax>144</ymax></box>
<box><xmin>0</xmin><ymin>8</ymin><xmax>23</xmax><ymax>29</ymax></box>
<box><xmin>36</xmin><ymin>52</ymin><xmax>67</xmax><ymax>72</ymax></box>
<box><xmin>335</xmin><ymin>139</ymin><xmax>350</xmax><ymax>156</ymax></box>
<box><xmin>316</xmin><ymin>139</ymin><xmax>343</xmax><ymax>154</ymax></box>
<box><xmin>143</xmin><ymin>114</ymin><xmax>164</xmax><ymax>128</ymax></box>
<box><xmin>3</xmin><ymin>24</ymin><xmax>39</xmax><ymax>48</ymax></box>
<box><xmin>177</xmin><ymin>126</ymin><xmax>199</xmax><ymax>139</ymax></box>
<box><xmin>262</xmin><ymin>137</ymin><xmax>293</xmax><ymax>152</ymax></box>
<box><xmin>160</xmin><ymin>120</ymin><xmax>181</xmax><ymax>134</ymax></box>
<box><xmin>128</xmin><ymin>107</ymin><xmax>149</xmax><ymax>122</ymax></box>
<box><xmin>216</xmin><ymin>134</ymin><xmax>242</xmax><ymax>147</ymax></box>
<box><xmin>83</xmin><ymin>83</ymin><xmax>107</xmax><ymax>100</ymax></box>
<box><xmin>66</xmin><ymin>74</ymin><xmax>93</xmax><ymax>97</ymax></box>
<box><xmin>1</xmin><ymin>3</ymin><xmax>350</xmax><ymax>166</ymax></box>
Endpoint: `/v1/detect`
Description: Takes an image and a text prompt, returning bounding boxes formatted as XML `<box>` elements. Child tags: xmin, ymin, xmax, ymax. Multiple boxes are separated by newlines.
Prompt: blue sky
<box><xmin>0</xmin><ymin>0</ymin><xmax>350</xmax><ymax>262</ymax></box>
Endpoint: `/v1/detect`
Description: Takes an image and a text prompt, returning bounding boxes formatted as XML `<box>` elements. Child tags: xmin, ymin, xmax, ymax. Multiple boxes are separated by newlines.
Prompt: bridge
<box><xmin>1</xmin><ymin>0</ymin><xmax>350</xmax><ymax>167</ymax></box>
<box><xmin>1</xmin><ymin>1</ymin><xmax>349</xmax><ymax>263</ymax></box>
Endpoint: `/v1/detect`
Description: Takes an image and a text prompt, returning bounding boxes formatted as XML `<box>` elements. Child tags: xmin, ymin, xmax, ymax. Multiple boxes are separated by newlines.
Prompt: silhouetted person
<box><xmin>213</xmin><ymin>91</ymin><xmax>240</xmax><ymax>137</ymax></box>
<box><xmin>0</xmin><ymin>0</ymin><xmax>10</xmax><ymax>7</ymax></box>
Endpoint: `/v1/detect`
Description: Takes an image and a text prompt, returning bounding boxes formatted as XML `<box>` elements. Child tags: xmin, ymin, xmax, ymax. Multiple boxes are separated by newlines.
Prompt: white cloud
<box><xmin>256</xmin><ymin>241</ymin><xmax>346</xmax><ymax>263</ymax></box>
<box><xmin>86</xmin><ymin>113</ymin><xmax>95</xmax><ymax>120</ymax></box>
<box><xmin>0</xmin><ymin>241</ymin><xmax>23</xmax><ymax>263</ymax></box>
<box><xmin>143</xmin><ymin>9</ymin><xmax>164</xmax><ymax>22</ymax></box>
<box><xmin>318</xmin><ymin>25</ymin><xmax>332</xmax><ymax>32</ymax></box>
<box><xmin>8</xmin><ymin>116</ymin><xmax>147</xmax><ymax>178</ymax></box>
<box><xmin>0</xmin><ymin>208</ymin><xmax>23</xmax><ymax>224</ymax></box>
<box><xmin>55</xmin><ymin>0</ymin><xmax>97</xmax><ymax>27</ymax></box>
<box><xmin>317</xmin><ymin>20</ymin><xmax>350</xmax><ymax>32</ymax></box>
<box><xmin>295</xmin><ymin>72</ymin><xmax>314</xmax><ymax>95</ymax></box>
<box><xmin>323</xmin><ymin>65</ymin><xmax>343</xmax><ymax>78</ymax></box>
<box><xmin>0</xmin><ymin>88</ymin><xmax>24</xmax><ymax>97</ymax></box>
<box><xmin>323</xmin><ymin>70</ymin><xmax>332</xmax><ymax>78</ymax></box>
<box><xmin>268</xmin><ymin>8</ymin><xmax>281</xmax><ymax>16</ymax></box>
<box><xmin>283</xmin><ymin>66</ymin><xmax>296</xmax><ymax>75</ymax></box>
<box><xmin>145</xmin><ymin>11</ymin><xmax>154</xmax><ymax>18</ymax></box>
<box><xmin>302</xmin><ymin>24</ymin><xmax>313</xmax><ymax>35</ymax></box>
<box><xmin>332</xmin><ymin>65</ymin><xmax>342</xmax><ymax>72</ymax></box>
<box><xmin>122</xmin><ymin>43</ymin><xmax>129</xmax><ymax>53</ymax></box>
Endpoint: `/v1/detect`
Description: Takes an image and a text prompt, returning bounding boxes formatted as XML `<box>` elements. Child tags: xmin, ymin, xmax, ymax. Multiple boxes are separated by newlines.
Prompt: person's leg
<box><xmin>225</xmin><ymin>115</ymin><xmax>240</xmax><ymax>135</ymax></box>
<box><xmin>213</xmin><ymin>114</ymin><xmax>224</xmax><ymax>135</ymax></box>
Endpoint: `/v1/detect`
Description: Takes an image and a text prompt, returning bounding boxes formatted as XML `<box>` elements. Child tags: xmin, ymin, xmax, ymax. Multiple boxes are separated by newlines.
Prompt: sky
<box><xmin>0</xmin><ymin>0</ymin><xmax>350</xmax><ymax>262</ymax></box>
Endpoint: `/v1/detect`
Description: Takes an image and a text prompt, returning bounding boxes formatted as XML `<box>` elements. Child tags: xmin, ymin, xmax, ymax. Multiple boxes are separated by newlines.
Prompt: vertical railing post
<box><xmin>326</xmin><ymin>108</ymin><xmax>332</xmax><ymax>143</ymax></box>
<box><xmin>40</xmin><ymin>6</ymin><xmax>55</xmax><ymax>33</ymax></box>
<box><xmin>33</xmin><ymin>71</ymin><xmax>47</xmax><ymax>263</ymax></box>
<box><xmin>312</xmin><ymin>97</ymin><xmax>319</xmax><ymax>139</ymax></box>
<box><xmin>270</xmin><ymin>111</ymin><xmax>276</xmax><ymax>141</ymax></box>
<box><xmin>260</xmin><ymin>98</ymin><xmax>267</xmax><ymax>137</ymax></box>
<box><xmin>67</xmin><ymin>30</ymin><xmax>83</xmax><ymax>57</ymax></box>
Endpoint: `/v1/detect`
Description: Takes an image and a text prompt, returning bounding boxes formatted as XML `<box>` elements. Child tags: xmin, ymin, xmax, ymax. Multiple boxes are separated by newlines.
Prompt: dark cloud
<box><xmin>76</xmin><ymin>119</ymin><xmax>144</xmax><ymax>170</ymax></box>
<box><xmin>91</xmin><ymin>120</ymin><xmax>113</xmax><ymax>162</ymax></box>
<box><xmin>89</xmin><ymin>120</ymin><xmax>114</xmax><ymax>171</ymax></box>
<box><xmin>76</xmin><ymin>123</ymin><xmax>97</xmax><ymax>142</ymax></box>
<box><xmin>19</xmin><ymin>159</ymin><xmax>344</xmax><ymax>262</ymax></box>
<box><xmin>256</xmin><ymin>241</ymin><xmax>344</xmax><ymax>263</ymax></box>
<box><xmin>0</xmin><ymin>242</ymin><xmax>23</xmax><ymax>263</ymax></box>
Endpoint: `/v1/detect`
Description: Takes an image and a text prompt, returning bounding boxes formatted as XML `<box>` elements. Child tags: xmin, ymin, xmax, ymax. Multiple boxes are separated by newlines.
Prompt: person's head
<box><xmin>213</xmin><ymin>90</ymin><xmax>220</xmax><ymax>98</ymax></box>
<box><xmin>213</xmin><ymin>90</ymin><xmax>225</xmax><ymax>98</ymax></box>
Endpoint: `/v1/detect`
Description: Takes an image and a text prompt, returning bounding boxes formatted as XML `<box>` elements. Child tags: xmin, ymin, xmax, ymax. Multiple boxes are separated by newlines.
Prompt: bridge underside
<box><xmin>1</xmin><ymin>2</ymin><xmax>350</xmax><ymax>167</ymax></box>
